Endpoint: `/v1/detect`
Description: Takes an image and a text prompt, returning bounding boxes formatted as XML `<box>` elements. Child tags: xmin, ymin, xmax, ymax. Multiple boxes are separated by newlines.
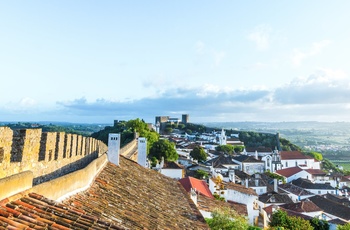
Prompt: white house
<box><xmin>280</xmin><ymin>151</ymin><xmax>320</xmax><ymax>170</ymax></box>
<box><xmin>232</xmin><ymin>155</ymin><xmax>265</xmax><ymax>175</ymax></box>
<box><xmin>157</xmin><ymin>160</ymin><xmax>185</xmax><ymax>179</ymax></box>
<box><xmin>209</xmin><ymin>176</ymin><xmax>259</xmax><ymax>225</ymax></box>
<box><xmin>275</xmin><ymin>167</ymin><xmax>311</xmax><ymax>183</ymax></box>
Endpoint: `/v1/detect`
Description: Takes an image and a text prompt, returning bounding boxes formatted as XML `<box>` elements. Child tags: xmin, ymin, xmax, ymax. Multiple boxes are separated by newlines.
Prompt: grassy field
<box><xmin>330</xmin><ymin>161</ymin><xmax>350</xmax><ymax>171</ymax></box>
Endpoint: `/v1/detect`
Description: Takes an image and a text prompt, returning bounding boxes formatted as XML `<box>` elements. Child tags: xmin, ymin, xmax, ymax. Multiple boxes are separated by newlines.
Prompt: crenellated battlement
<box><xmin>0</xmin><ymin>127</ymin><xmax>108</xmax><ymax>183</ymax></box>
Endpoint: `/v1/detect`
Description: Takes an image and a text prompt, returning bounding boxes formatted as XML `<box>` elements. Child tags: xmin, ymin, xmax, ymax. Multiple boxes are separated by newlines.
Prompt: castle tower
<box><xmin>182</xmin><ymin>114</ymin><xmax>189</xmax><ymax>124</ymax></box>
<box><xmin>137</xmin><ymin>137</ymin><xmax>148</xmax><ymax>167</ymax></box>
<box><xmin>108</xmin><ymin>133</ymin><xmax>120</xmax><ymax>166</ymax></box>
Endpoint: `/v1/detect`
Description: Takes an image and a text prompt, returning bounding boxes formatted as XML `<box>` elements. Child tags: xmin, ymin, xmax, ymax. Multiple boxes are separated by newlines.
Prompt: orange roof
<box><xmin>179</xmin><ymin>177</ymin><xmax>214</xmax><ymax>199</ymax></box>
<box><xmin>276</xmin><ymin>167</ymin><xmax>303</xmax><ymax>177</ymax></box>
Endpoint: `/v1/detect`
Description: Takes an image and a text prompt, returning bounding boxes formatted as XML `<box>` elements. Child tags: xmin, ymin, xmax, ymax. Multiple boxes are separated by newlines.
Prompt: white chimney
<box><xmin>137</xmin><ymin>137</ymin><xmax>148</xmax><ymax>167</ymax></box>
<box><xmin>245</xmin><ymin>178</ymin><xmax>249</xmax><ymax>188</ymax></box>
<box><xmin>190</xmin><ymin>188</ymin><xmax>198</xmax><ymax>206</ymax></box>
<box><xmin>274</xmin><ymin>178</ymin><xmax>278</xmax><ymax>192</ymax></box>
<box><xmin>108</xmin><ymin>133</ymin><xmax>121</xmax><ymax>166</ymax></box>
<box><xmin>229</xmin><ymin>169</ymin><xmax>235</xmax><ymax>183</ymax></box>
<box><xmin>255</xmin><ymin>150</ymin><xmax>258</xmax><ymax>160</ymax></box>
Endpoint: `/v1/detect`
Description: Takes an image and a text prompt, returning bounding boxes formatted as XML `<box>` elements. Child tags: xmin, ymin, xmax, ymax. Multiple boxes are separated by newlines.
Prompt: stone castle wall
<box><xmin>0</xmin><ymin>127</ymin><xmax>108</xmax><ymax>183</ymax></box>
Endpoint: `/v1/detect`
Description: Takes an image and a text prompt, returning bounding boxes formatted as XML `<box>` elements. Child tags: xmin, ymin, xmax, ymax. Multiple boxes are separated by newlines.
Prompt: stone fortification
<box><xmin>0</xmin><ymin>127</ymin><xmax>108</xmax><ymax>183</ymax></box>
<box><xmin>120</xmin><ymin>138</ymin><xmax>138</xmax><ymax>161</ymax></box>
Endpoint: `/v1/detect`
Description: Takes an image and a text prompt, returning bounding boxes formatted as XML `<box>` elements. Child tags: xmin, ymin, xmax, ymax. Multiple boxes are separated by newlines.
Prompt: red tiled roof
<box><xmin>179</xmin><ymin>177</ymin><xmax>214</xmax><ymax>199</ymax></box>
<box><xmin>0</xmin><ymin>193</ymin><xmax>124</xmax><ymax>229</ymax></box>
<box><xmin>62</xmin><ymin>157</ymin><xmax>209</xmax><ymax>229</ymax></box>
<box><xmin>280</xmin><ymin>151</ymin><xmax>313</xmax><ymax>160</ymax></box>
<box><xmin>276</xmin><ymin>167</ymin><xmax>303</xmax><ymax>177</ymax></box>
<box><xmin>197</xmin><ymin>194</ymin><xmax>247</xmax><ymax>216</ymax></box>
<box><xmin>0</xmin><ymin>156</ymin><xmax>209</xmax><ymax>230</ymax></box>
<box><xmin>305</xmin><ymin>169</ymin><xmax>326</xmax><ymax>176</ymax></box>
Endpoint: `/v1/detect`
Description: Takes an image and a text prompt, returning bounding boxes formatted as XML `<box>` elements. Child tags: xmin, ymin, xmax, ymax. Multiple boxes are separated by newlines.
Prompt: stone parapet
<box><xmin>0</xmin><ymin>127</ymin><xmax>108</xmax><ymax>182</ymax></box>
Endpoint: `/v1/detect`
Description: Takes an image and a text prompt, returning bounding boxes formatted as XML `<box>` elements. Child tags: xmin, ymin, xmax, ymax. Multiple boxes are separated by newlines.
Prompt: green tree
<box><xmin>164</xmin><ymin>127</ymin><xmax>173</xmax><ymax>134</ymax></box>
<box><xmin>144</xmin><ymin>130</ymin><xmax>159</xmax><ymax>154</ymax></box>
<box><xmin>185</xmin><ymin>129</ymin><xmax>192</xmax><ymax>134</ymax></box>
<box><xmin>216</xmin><ymin>145</ymin><xmax>234</xmax><ymax>154</ymax></box>
<box><xmin>269</xmin><ymin>210</ymin><xmax>313</xmax><ymax>230</ymax></box>
<box><xmin>338</xmin><ymin>223</ymin><xmax>350</xmax><ymax>230</ymax></box>
<box><xmin>234</xmin><ymin>145</ymin><xmax>245</xmax><ymax>153</ymax></box>
<box><xmin>126</xmin><ymin>118</ymin><xmax>148</xmax><ymax>135</ymax></box>
<box><xmin>310</xmin><ymin>217</ymin><xmax>329</xmax><ymax>230</ymax></box>
<box><xmin>126</xmin><ymin>118</ymin><xmax>160</xmax><ymax>153</ymax></box>
<box><xmin>150</xmin><ymin>156</ymin><xmax>158</xmax><ymax>168</ymax></box>
<box><xmin>205</xmin><ymin>207</ymin><xmax>250</xmax><ymax>230</ymax></box>
<box><xmin>190</xmin><ymin>146</ymin><xmax>207</xmax><ymax>161</ymax></box>
<box><xmin>149</xmin><ymin>139</ymin><xmax>178</xmax><ymax>162</ymax></box>
<box><xmin>305</xmin><ymin>151</ymin><xmax>323</xmax><ymax>161</ymax></box>
<box><xmin>194</xmin><ymin>169</ymin><xmax>209</xmax><ymax>179</ymax></box>
<box><xmin>269</xmin><ymin>209</ymin><xmax>288</xmax><ymax>228</ymax></box>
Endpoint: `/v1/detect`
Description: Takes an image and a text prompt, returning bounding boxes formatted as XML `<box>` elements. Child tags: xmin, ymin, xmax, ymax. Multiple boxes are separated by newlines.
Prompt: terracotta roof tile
<box><xmin>179</xmin><ymin>177</ymin><xmax>214</xmax><ymax>198</ymax></box>
<box><xmin>63</xmin><ymin>156</ymin><xmax>209</xmax><ymax>229</ymax></box>
<box><xmin>0</xmin><ymin>156</ymin><xmax>209</xmax><ymax>229</ymax></box>
<box><xmin>197</xmin><ymin>194</ymin><xmax>247</xmax><ymax>216</ymax></box>
<box><xmin>276</xmin><ymin>166</ymin><xmax>303</xmax><ymax>177</ymax></box>
<box><xmin>280</xmin><ymin>151</ymin><xmax>313</xmax><ymax>160</ymax></box>
<box><xmin>279</xmin><ymin>200</ymin><xmax>322</xmax><ymax>213</ymax></box>
<box><xmin>224</xmin><ymin>182</ymin><xmax>258</xmax><ymax>196</ymax></box>
<box><xmin>0</xmin><ymin>193</ymin><xmax>123</xmax><ymax>229</ymax></box>
<box><xmin>305</xmin><ymin>169</ymin><xmax>326</xmax><ymax>175</ymax></box>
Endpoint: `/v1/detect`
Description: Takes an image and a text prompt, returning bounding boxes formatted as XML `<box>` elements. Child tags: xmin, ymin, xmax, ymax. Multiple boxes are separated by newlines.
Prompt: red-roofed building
<box><xmin>208</xmin><ymin>178</ymin><xmax>259</xmax><ymax>225</ymax></box>
<box><xmin>179</xmin><ymin>177</ymin><xmax>214</xmax><ymax>199</ymax></box>
<box><xmin>280</xmin><ymin>151</ymin><xmax>320</xmax><ymax>170</ymax></box>
<box><xmin>275</xmin><ymin>167</ymin><xmax>311</xmax><ymax>183</ymax></box>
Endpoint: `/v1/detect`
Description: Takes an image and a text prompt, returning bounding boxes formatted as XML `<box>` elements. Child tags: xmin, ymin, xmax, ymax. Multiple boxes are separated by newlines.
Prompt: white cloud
<box><xmin>195</xmin><ymin>40</ymin><xmax>205</xmax><ymax>54</ymax></box>
<box><xmin>213</xmin><ymin>50</ymin><xmax>226</xmax><ymax>67</ymax></box>
<box><xmin>19</xmin><ymin>97</ymin><xmax>37</xmax><ymax>107</ymax></box>
<box><xmin>274</xmin><ymin>69</ymin><xmax>350</xmax><ymax>104</ymax></box>
<box><xmin>3</xmin><ymin>97</ymin><xmax>37</xmax><ymax>112</ymax></box>
<box><xmin>247</xmin><ymin>24</ymin><xmax>272</xmax><ymax>51</ymax></box>
<box><xmin>292</xmin><ymin>40</ymin><xmax>331</xmax><ymax>66</ymax></box>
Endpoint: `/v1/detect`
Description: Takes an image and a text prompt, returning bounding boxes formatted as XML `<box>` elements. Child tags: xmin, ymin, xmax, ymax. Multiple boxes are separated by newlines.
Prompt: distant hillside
<box><xmin>1</xmin><ymin>122</ymin><xmax>105</xmax><ymax>136</ymax></box>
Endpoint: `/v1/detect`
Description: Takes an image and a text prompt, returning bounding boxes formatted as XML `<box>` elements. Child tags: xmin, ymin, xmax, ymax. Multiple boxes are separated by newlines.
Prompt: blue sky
<box><xmin>1</xmin><ymin>1</ymin><xmax>350</xmax><ymax>124</ymax></box>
